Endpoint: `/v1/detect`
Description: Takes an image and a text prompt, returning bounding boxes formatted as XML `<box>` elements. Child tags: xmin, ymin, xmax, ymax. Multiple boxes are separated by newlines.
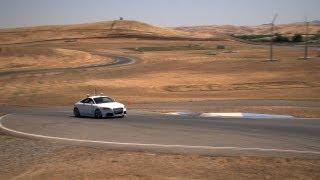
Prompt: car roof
<box><xmin>90</xmin><ymin>95</ymin><xmax>110</xmax><ymax>98</ymax></box>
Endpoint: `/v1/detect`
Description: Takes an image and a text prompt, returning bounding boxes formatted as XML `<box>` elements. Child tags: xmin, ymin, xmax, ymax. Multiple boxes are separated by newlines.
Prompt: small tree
<box><xmin>217</xmin><ymin>45</ymin><xmax>226</xmax><ymax>49</ymax></box>
<box><xmin>292</xmin><ymin>34</ymin><xmax>303</xmax><ymax>42</ymax></box>
<box><xmin>274</xmin><ymin>33</ymin><xmax>290</xmax><ymax>43</ymax></box>
<box><xmin>312</xmin><ymin>30</ymin><xmax>320</xmax><ymax>40</ymax></box>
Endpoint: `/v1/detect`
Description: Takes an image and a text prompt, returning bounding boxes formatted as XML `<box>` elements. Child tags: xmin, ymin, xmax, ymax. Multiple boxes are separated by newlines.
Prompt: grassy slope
<box><xmin>0</xmin><ymin>21</ymin><xmax>319</xmax><ymax>117</ymax></box>
<box><xmin>0</xmin><ymin>47</ymin><xmax>111</xmax><ymax>71</ymax></box>
<box><xmin>0</xmin><ymin>20</ymin><xmax>213</xmax><ymax>44</ymax></box>
<box><xmin>176</xmin><ymin>22</ymin><xmax>320</xmax><ymax>35</ymax></box>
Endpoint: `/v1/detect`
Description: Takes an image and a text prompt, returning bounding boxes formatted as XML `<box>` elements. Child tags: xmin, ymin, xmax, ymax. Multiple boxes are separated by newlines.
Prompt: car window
<box><xmin>88</xmin><ymin>99</ymin><xmax>94</xmax><ymax>104</ymax></box>
<box><xmin>80</xmin><ymin>98</ymin><xmax>90</xmax><ymax>103</ymax></box>
<box><xmin>80</xmin><ymin>98</ymin><xmax>94</xmax><ymax>104</ymax></box>
<box><xmin>94</xmin><ymin>97</ymin><xmax>114</xmax><ymax>104</ymax></box>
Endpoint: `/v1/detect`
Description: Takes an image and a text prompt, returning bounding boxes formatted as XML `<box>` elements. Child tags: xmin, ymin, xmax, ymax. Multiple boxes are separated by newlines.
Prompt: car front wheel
<box><xmin>94</xmin><ymin>109</ymin><xmax>103</xmax><ymax>119</ymax></box>
<box><xmin>73</xmin><ymin>107</ymin><xmax>81</xmax><ymax>117</ymax></box>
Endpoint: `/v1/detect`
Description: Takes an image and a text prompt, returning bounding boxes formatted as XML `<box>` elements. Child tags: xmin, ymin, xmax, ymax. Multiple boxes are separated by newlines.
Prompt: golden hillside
<box><xmin>0</xmin><ymin>20</ymin><xmax>214</xmax><ymax>44</ymax></box>
<box><xmin>177</xmin><ymin>22</ymin><xmax>320</xmax><ymax>36</ymax></box>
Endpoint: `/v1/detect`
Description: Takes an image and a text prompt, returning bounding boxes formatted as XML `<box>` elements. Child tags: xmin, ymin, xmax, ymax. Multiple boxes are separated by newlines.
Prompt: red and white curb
<box><xmin>166</xmin><ymin>112</ymin><xmax>294</xmax><ymax>119</ymax></box>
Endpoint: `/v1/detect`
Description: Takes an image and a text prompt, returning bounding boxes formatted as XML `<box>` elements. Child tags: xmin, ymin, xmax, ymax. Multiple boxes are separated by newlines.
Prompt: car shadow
<box><xmin>69</xmin><ymin>115</ymin><xmax>124</xmax><ymax>120</ymax></box>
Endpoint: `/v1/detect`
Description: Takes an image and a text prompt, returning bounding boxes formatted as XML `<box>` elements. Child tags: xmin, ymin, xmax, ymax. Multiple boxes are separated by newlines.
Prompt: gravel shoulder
<box><xmin>0</xmin><ymin>131</ymin><xmax>319</xmax><ymax>179</ymax></box>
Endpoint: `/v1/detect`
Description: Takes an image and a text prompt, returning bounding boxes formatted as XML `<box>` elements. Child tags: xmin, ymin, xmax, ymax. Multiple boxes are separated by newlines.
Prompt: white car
<box><xmin>73</xmin><ymin>96</ymin><xmax>126</xmax><ymax>118</ymax></box>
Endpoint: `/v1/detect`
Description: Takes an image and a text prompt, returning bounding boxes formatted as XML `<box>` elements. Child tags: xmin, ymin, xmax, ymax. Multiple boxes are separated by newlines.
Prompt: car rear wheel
<box><xmin>94</xmin><ymin>109</ymin><xmax>103</xmax><ymax>119</ymax></box>
<box><xmin>73</xmin><ymin>107</ymin><xmax>81</xmax><ymax>117</ymax></box>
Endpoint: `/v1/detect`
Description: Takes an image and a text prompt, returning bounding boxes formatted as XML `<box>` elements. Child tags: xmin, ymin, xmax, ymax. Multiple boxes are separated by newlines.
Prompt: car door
<box><xmin>78</xmin><ymin>98</ymin><xmax>89</xmax><ymax>115</ymax></box>
<box><xmin>83</xmin><ymin>98</ymin><xmax>95</xmax><ymax>116</ymax></box>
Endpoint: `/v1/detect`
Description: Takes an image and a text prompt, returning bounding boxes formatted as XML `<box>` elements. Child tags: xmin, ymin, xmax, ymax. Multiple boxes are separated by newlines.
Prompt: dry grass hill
<box><xmin>3</xmin><ymin>19</ymin><xmax>318</xmax><ymax>45</ymax></box>
<box><xmin>0</xmin><ymin>20</ymin><xmax>214</xmax><ymax>44</ymax></box>
<box><xmin>0</xmin><ymin>19</ymin><xmax>319</xmax><ymax>117</ymax></box>
<box><xmin>176</xmin><ymin>21</ymin><xmax>320</xmax><ymax>36</ymax></box>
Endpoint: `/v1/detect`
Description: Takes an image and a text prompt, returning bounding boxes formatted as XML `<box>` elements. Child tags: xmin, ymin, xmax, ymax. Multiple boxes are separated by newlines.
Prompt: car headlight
<box><xmin>102</xmin><ymin>107</ymin><xmax>111</xmax><ymax>111</ymax></box>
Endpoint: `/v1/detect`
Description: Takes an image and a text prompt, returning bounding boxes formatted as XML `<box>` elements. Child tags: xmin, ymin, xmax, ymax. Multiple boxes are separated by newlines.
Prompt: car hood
<box><xmin>95</xmin><ymin>102</ymin><xmax>125</xmax><ymax>109</ymax></box>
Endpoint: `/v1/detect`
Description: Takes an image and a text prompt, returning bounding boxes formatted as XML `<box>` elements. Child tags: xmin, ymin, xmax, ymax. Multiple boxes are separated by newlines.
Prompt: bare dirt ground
<box><xmin>0</xmin><ymin>47</ymin><xmax>110</xmax><ymax>71</ymax></box>
<box><xmin>0</xmin><ymin>133</ymin><xmax>319</xmax><ymax>180</ymax></box>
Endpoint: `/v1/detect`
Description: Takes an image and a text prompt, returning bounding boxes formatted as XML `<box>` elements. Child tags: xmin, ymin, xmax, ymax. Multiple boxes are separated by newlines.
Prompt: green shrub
<box><xmin>206</xmin><ymin>51</ymin><xmax>217</xmax><ymax>56</ymax></box>
<box><xmin>292</xmin><ymin>34</ymin><xmax>303</xmax><ymax>42</ymax></box>
<box><xmin>273</xmin><ymin>34</ymin><xmax>290</xmax><ymax>43</ymax></box>
<box><xmin>310</xmin><ymin>31</ymin><xmax>320</xmax><ymax>40</ymax></box>
<box><xmin>217</xmin><ymin>45</ymin><xmax>226</xmax><ymax>49</ymax></box>
<box><xmin>233</xmin><ymin>34</ymin><xmax>271</xmax><ymax>40</ymax></box>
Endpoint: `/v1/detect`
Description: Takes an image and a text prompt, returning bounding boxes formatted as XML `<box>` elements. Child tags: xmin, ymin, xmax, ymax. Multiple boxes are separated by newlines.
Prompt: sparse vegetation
<box><xmin>206</xmin><ymin>51</ymin><xmax>217</xmax><ymax>56</ymax></box>
<box><xmin>217</xmin><ymin>45</ymin><xmax>226</xmax><ymax>49</ymax></box>
<box><xmin>127</xmin><ymin>45</ymin><xmax>214</xmax><ymax>52</ymax></box>
<box><xmin>233</xmin><ymin>33</ymin><xmax>307</xmax><ymax>43</ymax></box>
<box><xmin>291</xmin><ymin>34</ymin><xmax>303</xmax><ymax>42</ymax></box>
<box><xmin>274</xmin><ymin>33</ymin><xmax>290</xmax><ymax>43</ymax></box>
<box><xmin>310</xmin><ymin>31</ymin><xmax>320</xmax><ymax>41</ymax></box>
<box><xmin>232</xmin><ymin>34</ymin><xmax>271</xmax><ymax>40</ymax></box>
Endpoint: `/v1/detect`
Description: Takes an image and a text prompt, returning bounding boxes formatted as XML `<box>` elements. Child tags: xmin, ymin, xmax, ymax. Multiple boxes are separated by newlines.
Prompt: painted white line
<box><xmin>201</xmin><ymin>112</ymin><xmax>243</xmax><ymax>118</ymax></box>
<box><xmin>1</xmin><ymin>114</ymin><xmax>319</xmax><ymax>155</ymax></box>
<box><xmin>166</xmin><ymin>112</ymin><xmax>294</xmax><ymax>119</ymax></box>
<box><xmin>200</xmin><ymin>112</ymin><xmax>294</xmax><ymax>119</ymax></box>
<box><xmin>166</xmin><ymin>112</ymin><xmax>200</xmax><ymax>116</ymax></box>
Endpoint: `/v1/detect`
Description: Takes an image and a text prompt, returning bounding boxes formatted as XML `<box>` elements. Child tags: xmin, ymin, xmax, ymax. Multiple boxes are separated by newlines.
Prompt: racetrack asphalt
<box><xmin>1</xmin><ymin>106</ymin><xmax>320</xmax><ymax>158</ymax></box>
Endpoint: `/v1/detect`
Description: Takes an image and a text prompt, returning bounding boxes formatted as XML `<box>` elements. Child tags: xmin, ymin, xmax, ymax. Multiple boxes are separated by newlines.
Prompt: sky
<box><xmin>0</xmin><ymin>0</ymin><xmax>319</xmax><ymax>28</ymax></box>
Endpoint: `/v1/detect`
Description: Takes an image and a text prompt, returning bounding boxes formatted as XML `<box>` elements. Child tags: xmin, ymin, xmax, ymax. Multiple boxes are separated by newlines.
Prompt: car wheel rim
<box><xmin>74</xmin><ymin>109</ymin><xmax>80</xmax><ymax>117</ymax></box>
<box><xmin>95</xmin><ymin>111</ymin><xmax>102</xmax><ymax>118</ymax></box>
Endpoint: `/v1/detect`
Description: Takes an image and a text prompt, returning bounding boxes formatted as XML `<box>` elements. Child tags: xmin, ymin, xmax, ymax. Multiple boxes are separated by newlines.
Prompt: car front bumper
<box><xmin>101</xmin><ymin>108</ymin><xmax>127</xmax><ymax>117</ymax></box>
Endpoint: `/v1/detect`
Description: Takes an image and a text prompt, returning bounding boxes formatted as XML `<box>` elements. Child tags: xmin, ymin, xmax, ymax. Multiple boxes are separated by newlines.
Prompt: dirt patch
<box><xmin>0</xmin><ymin>47</ymin><xmax>110</xmax><ymax>71</ymax></box>
<box><xmin>164</xmin><ymin>81</ymin><xmax>320</xmax><ymax>92</ymax></box>
<box><xmin>5</xmin><ymin>145</ymin><xmax>320</xmax><ymax>180</ymax></box>
<box><xmin>125</xmin><ymin>44</ymin><xmax>217</xmax><ymax>52</ymax></box>
<box><xmin>0</xmin><ymin>134</ymin><xmax>67</xmax><ymax>179</ymax></box>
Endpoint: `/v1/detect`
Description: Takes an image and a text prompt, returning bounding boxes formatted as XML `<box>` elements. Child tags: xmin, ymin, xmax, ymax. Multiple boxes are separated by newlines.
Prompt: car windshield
<box><xmin>94</xmin><ymin>97</ymin><xmax>114</xmax><ymax>104</ymax></box>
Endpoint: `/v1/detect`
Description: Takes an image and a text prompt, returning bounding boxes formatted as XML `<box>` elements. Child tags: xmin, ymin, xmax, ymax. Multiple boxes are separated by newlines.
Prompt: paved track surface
<box><xmin>1</xmin><ymin>105</ymin><xmax>320</xmax><ymax>158</ymax></box>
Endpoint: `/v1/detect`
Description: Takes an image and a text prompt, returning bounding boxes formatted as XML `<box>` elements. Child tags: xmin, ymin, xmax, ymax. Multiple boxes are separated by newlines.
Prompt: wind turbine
<box><xmin>267</xmin><ymin>14</ymin><xmax>278</xmax><ymax>61</ymax></box>
<box><xmin>300</xmin><ymin>17</ymin><xmax>311</xmax><ymax>60</ymax></box>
